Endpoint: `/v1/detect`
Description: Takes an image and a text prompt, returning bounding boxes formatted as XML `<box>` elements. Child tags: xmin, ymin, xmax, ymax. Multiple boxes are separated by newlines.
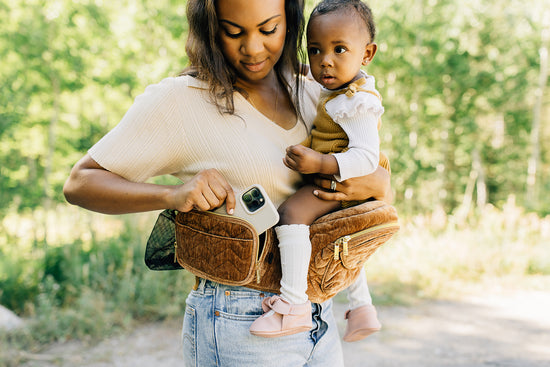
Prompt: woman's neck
<box><xmin>235</xmin><ymin>72</ymin><xmax>297</xmax><ymax>130</ymax></box>
<box><xmin>234</xmin><ymin>69</ymin><xmax>279</xmax><ymax>94</ymax></box>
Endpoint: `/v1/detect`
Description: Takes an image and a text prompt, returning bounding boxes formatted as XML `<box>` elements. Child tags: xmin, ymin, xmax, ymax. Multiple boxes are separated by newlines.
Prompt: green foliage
<box><xmin>0</xmin><ymin>0</ymin><xmax>188</xmax><ymax>213</ymax></box>
<box><xmin>0</xmin><ymin>217</ymin><xmax>194</xmax><ymax>348</ymax></box>
<box><xmin>1</xmin><ymin>0</ymin><xmax>548</xmax><ymax>215</ymax></box>
<box><xmin>0</xmin><ymin>254</ymin><xmax>40</xmax><ymax>313</ymax></box>
<box><xmin>367</xmin><ymin>0</ymin><xmax>549</xmax><ymax>215</ymax></box>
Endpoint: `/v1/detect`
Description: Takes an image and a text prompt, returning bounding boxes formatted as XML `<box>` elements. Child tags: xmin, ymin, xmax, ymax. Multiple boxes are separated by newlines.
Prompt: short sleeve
<box><xmin>88</xmin><ymin>77</ymin><xmax>185</xmax><ymax>183</ymax></box>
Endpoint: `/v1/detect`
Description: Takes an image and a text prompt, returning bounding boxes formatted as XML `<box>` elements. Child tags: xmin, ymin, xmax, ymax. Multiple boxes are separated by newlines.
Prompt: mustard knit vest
<box><xmin>302</xmin><ymin>77</ymin><xmax>390</xmax><ymax>173</ymax></box>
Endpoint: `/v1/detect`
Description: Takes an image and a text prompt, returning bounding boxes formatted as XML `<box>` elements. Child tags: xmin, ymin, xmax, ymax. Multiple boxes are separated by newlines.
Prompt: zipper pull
<box><xmin>256</xmin><ymin>267</ymin><xmax>261</xmax><ymax>284</ymax></box>
<box><xmin>334</xmin><ymin>243</ymin><xmax>340</xmax><ymax>260</ymax></box>
<box><xmin>342</xmin><ymin>235</ymin><xmax>350</xmax><ymax>256</ymax></box>
<box><xmin>174</xmin><ymin>241</ymin><xmax>178</xmax><ymax>263</ymax></box>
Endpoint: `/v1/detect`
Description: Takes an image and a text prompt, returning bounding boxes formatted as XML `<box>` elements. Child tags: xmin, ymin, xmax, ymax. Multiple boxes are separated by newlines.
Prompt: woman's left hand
<box><xmin>312</xmin><ymin>165</ymin><xmax>392</xmax><ymax>203</ymax></box>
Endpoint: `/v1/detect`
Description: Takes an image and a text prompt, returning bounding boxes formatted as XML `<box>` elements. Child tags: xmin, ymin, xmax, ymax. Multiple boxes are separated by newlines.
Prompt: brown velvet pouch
<box><xmin>174</xmin><ymin>210</ymin><xmax>261</xmax><ymax>285</ymax></box>
<box><xmin>172</xmin><ymin>200</ymin><xmax>399</xmax><ymax>304</ymax></box>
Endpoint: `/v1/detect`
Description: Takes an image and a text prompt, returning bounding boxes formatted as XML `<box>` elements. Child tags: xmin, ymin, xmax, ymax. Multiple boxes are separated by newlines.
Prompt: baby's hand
<box><xmin>283</xmin><ymin>144</ymin><xmax>323</xmax><ymax>174</ymax></box>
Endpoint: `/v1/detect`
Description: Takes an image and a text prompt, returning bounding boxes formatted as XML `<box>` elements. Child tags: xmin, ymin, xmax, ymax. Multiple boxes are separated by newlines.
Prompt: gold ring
<box><xmin>330</xmin><ymin>180</ymin><xmax>337</xmax><ymax>191</ymax></box>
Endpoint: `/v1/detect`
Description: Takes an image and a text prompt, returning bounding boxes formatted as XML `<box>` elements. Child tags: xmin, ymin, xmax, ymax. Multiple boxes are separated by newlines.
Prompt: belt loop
<box><xmin>193</xmin><ymin>276</ymin><xmax>201</xmax><ymax>291</ymax></box>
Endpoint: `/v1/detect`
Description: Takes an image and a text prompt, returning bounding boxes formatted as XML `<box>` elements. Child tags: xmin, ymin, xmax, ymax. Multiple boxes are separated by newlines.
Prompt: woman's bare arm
<box><xmin>63</xmin><ymin>154</ymin><xmax>236</xmax><ymax>215</ymax></box>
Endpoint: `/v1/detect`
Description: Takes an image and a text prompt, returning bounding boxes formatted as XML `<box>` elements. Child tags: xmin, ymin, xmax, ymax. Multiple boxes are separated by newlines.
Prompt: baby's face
<box><xmin>307</xmin><ymin>11</ymin><xmax>375</xmax><ymax>90</ymax></box>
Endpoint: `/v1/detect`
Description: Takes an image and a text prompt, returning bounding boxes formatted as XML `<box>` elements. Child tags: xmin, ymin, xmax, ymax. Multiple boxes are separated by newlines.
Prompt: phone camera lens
<box><xmin>242</xmin><ymin>187</ymin><xmax>265</xmax><ymax>212</ymax></box>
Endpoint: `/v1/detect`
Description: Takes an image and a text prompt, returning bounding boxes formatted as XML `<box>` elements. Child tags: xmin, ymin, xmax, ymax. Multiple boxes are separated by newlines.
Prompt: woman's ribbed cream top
<box><xmin>89</xmin><ymin>74</ymin><xmax>320</xmax><ymax>207</ymax></box>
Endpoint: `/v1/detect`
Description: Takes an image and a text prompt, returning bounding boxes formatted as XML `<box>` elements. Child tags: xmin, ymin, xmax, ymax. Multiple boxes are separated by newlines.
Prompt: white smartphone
<box><xmin>213</xmin><ymin>184</ymin><xmax>280</xmax><ymax>234</ymax></box>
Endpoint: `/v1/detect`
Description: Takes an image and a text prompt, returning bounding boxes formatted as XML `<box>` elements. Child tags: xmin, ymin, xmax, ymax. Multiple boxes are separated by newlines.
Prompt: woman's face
<box><xmin>216</xmin><ymin>0</ymin><xmax>287</xmax><ymax>84</ymax></box>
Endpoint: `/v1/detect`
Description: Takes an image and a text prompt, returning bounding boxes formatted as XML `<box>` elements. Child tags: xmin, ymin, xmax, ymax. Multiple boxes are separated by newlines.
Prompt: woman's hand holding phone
<box><xmin>213</xmin><ymin>184</ymin><xmax>280</xmax><ymax>234</ymax></box>
<box><xmin>170</xmin><ymin>171</ymin><xmax>279</xmax><ymax>234</ymax></box>
<box><xmin>170</xmin><ymin>168</ymin><xmax>236</xmax><ymax>214</ymax></box>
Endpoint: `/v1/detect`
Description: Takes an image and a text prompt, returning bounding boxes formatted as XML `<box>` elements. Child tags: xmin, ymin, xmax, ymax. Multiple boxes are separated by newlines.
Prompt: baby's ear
<box><xmin>363</xmin><ymin>43</ymin><xmax>378</xmax><ymax>65</ymax></box>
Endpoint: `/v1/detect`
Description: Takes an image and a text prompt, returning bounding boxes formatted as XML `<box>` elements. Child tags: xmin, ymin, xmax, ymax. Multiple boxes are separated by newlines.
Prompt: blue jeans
<box><xmin>182</xmin><ymin>279</ymin><xmax>344</xmax><ymax>367</ymax></box>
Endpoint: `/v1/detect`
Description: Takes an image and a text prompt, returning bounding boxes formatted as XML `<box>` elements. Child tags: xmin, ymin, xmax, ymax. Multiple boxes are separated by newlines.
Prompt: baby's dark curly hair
<box><xmin>310</xmin><ymin>0</ymin><xmax>376</xmax><ymax>41</ymax></box>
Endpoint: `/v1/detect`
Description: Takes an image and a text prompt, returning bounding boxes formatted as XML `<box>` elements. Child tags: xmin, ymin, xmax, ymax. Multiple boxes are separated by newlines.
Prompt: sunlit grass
<box><xmin>366</xmin><ymin>200</ymin><xmax>550</xmax><ymax>305</ymax></box>
<box><xmin>0</xmin><ymin>207</ymin><xmax>195</xmax><ymax>366</ymax></box>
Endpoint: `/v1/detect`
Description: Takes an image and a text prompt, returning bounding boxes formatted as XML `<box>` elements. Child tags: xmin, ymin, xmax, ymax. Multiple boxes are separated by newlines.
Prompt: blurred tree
<box><xmin>369</xmin><ymin>0</ymin><xmax>549</xmax><ymax>215</ymax></box>
<box><xmin>1</xmin><ymin>0</ymin><xmax>109</xmax><ymax>214</ymax></box>
<box><xmin>526</xmin><ymin>10</ymin><xmax>549</xmax><ymax>210</ymax></box>
<box><xmin>0</xmin><ymin>0</ymin><xmax>548</xmax><ymax>219</ymax></box>
<box><xmin>0</xmin><ymin>0</ymin><xmax>188</xmax><ymax>217</ymax></box>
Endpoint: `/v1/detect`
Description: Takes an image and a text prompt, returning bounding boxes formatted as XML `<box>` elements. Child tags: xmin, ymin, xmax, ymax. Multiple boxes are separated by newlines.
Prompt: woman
<box><xmin>64</xmin><ymin>0</ymin><xmax>391</xmax><ymax>365</ymax></box>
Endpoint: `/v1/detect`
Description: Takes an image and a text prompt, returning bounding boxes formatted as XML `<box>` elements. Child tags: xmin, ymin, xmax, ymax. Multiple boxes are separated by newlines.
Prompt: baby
<box><xmin>250</xmin><ymin>0</ymin><xmax>388</xmax><ymax>341</ymax></box>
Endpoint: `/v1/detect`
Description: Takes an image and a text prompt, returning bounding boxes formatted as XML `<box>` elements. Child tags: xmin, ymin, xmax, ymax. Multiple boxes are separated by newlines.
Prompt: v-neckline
<box><xmin>237</xmin><ymin>92</ymin><xmax>299</xmax><ymax>132</ymax></box>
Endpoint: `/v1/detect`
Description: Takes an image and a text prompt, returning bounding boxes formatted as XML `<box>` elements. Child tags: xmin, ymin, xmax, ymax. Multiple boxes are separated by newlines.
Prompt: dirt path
<box><xmin>19</xmin><ymin>290</ymin><xmax>550</xmax><ymax>367</ymax></box>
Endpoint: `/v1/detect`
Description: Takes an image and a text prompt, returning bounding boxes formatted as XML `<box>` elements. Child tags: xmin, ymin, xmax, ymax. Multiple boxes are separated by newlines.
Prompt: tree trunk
<box><xmin>42</xmin><ymin>73</ymin><xmax>60</xmax><ymax>246</ymax></box>
<box><xmin>456</xmin><ymin>166</ymin><xmax>477</xmax><ymax>223</ymax></box>
<box><xmin>473</xmin><ymin>148</ymin><xmax>487</xmax><ymax>208</ymax></box>
<box><xmin>526</xmin><ymin>11</ymin><xmax>549</xmax><ymax>206</ymax></box>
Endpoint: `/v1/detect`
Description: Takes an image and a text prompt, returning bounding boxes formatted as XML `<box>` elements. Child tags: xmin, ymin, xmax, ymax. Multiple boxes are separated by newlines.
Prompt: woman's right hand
<box><xmin>64</xmin><ymin>154</ymin><xmax>236</xmax><ymax>215</ymax></box>
<box><xmin>167</xmin><ymin>169</ymin><xmax>236</xmax><ymax>214</ymax></box>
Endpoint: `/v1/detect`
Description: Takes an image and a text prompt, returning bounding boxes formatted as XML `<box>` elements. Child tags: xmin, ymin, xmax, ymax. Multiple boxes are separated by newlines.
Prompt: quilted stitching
<box><xmin>248</xmin><ymin>200</ymin><xmax>400</xmax><ymax>303</ymax></box>
<box><xmin>175</xmin><ymin>210</ymin><xmax>258</xmax><ymax>285</ymax></box>
<box><xmin>146</xmin><ymin>200</ymin><xmax>399</xmax><ymax>303</ymax></box>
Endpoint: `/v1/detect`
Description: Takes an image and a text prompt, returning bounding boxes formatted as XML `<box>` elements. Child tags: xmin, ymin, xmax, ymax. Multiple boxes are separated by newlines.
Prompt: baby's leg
<box><xmin>346</xmin><ymin>268</ymin><xmax>373</xmax><ymax>309</ymax></box>
<box><xmin>278</xmin><ymin>184</ymin><xmax>341</xmax><ymax>225</ymax></box>
<box><xmin>274</xmin><ymin>185</ymin><xmax>340</xmax><ymax>304</ymax></box>
<box><xmin>250</xmin><ymin>185</ymin><xmax>340</xmax><ymax>337</ymax></box>
<box><xmin>343</xmin><ymin>267</ymin><xmax>381</xmax><ymax>342</ymax></box>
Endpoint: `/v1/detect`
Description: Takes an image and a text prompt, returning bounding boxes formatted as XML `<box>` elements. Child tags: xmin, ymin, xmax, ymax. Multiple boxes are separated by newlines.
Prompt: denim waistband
<box><xmin>193</xmin><ymin>277</ymin><xmax>274</xmax><ymax>296</ymax></box>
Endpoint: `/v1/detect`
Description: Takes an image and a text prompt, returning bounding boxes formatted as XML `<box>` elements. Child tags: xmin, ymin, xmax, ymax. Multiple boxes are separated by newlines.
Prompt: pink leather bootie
<box><xmin>250</xmin><ymin>296</ymin><xmax>312</xmax><ymax>338</ymax></box>
<box><xmin>343</xmin><ymin>304</ymin><xmax>381</xmax><ymax>342</ymax></box>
